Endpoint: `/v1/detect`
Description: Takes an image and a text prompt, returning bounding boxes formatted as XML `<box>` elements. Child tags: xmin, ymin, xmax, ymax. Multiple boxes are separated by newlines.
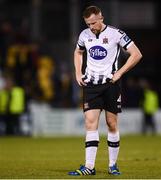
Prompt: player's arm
<box><xmin>74</xmin><ymin>47</ymin><xmax>86</xmax><ymax>86</ymax></box>
<box><xmin>111</xmin><ymin>43</ymin><xmax>142</xmax><ymax>83</ymax></box>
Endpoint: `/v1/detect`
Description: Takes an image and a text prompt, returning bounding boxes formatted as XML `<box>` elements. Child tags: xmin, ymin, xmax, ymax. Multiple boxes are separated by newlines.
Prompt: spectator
<box><xmin>140</xmin><ymin>79</ymin><xmax>159</xmax><ymax>135</ymax></box>
<box><xmin>2</xmin><ymin>75</ymin><xmax>26</xmax><ymax>135</ymax></box>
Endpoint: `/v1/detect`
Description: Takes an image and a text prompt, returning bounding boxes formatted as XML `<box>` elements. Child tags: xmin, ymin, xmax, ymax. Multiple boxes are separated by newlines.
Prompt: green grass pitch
<box><xmin>0</xmin><ymin>135</ymin><xmax>161</xmax><ymax>179</ymax></box>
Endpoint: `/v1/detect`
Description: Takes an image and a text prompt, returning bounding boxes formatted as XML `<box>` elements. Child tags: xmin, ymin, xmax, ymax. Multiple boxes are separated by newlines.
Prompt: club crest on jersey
<box><xmin>89</xmin><ymin>46</ymin><xmax>107</xmax><ymax>60</ymax></box>
<box><xmin>103</xmin><ymin>37</ymin><xmax>108</xmax><ymax>44</ymax></box>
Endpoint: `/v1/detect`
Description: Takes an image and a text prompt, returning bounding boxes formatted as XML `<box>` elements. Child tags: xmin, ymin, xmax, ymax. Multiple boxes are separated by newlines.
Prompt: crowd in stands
<box><xmin>0</xmin><ymin>20</ymin><xmax>77</xmax><ymax>135</ymax></box>
<box><xmin>0</xmin><ymin>20</ymin><xmax>76</xmax><ymax>109</ymax></box>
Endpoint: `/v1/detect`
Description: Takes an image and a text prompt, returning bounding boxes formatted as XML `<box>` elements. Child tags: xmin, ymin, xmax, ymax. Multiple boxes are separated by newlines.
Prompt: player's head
<box><xmin>83</xmin><ymin>6</ymin><xmax>104</xmax><ymax>35</ymax></box>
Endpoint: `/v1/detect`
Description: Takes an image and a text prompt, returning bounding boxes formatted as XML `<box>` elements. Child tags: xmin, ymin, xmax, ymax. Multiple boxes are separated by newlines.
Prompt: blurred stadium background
<box><xmin>0</xmin><ymin>0</ymin><xmax>161</xmax><ymax>178</ymax></box>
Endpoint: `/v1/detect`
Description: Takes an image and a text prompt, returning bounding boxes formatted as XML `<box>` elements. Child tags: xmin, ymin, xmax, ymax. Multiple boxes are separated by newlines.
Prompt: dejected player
<box><xmin>68</xmin><ymin>5</ymin><xmax>142</xmax><ymax>176</ymax></box>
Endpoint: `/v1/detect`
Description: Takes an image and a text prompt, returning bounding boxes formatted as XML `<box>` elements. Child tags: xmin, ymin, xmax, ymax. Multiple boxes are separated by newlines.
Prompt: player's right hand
<box><xmin>76</xmin><ymin>73</ymin><xmax>87</xmax><ymax>86</ymax></box>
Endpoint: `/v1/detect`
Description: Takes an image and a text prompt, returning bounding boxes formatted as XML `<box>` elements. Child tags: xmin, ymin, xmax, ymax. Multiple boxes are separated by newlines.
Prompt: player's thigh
<box><xmin>84</xmin><ymin>109</ymin><xmax>101</xmax><ymax>128</ymax></box>
<box><xmin>105</xmin><ymin>111</ymin><xmax>118</xmax><ymax>125</ymax></box>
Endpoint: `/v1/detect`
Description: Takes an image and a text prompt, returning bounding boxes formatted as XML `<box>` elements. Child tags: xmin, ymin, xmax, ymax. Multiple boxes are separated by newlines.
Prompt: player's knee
<box><xmin>107</xmin><ymin>119</ymin><xmax>117</xmax><ymax>132</ymax></box>
<box><xmin>85</xmin><ymin>116</ymin><xmax>98</xmax><ymax>130</ymax></box>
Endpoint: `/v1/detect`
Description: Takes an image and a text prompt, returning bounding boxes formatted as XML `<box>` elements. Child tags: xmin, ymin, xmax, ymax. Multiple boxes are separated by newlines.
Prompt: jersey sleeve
<box><xmin>76</xmin><ymin>31</ymin><xmax>86</xmax><ymax>50</ymax></box>
<box><xmin>117</xmin><ymin>29</ymin><xmax>134</xmax><ymax>50</ymax></box>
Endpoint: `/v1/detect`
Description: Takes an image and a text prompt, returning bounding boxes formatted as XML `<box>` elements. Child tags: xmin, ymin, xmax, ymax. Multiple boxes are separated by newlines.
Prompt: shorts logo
<box><xmin>89</xmin><ymin>46</ymin><xmax>107</xmax><ymax>60</ymax></box>
<box><xmin>84</xmin><ymin>102</ymin><xmax>89</xmax><ymax>109</ymax></box>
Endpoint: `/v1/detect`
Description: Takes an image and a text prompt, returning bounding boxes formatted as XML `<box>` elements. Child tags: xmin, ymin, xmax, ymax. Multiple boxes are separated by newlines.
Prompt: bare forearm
<box><xmin>74</xmin><ymin>48</ymin><xmax>86</xmax><ymax>86</ymax></box>
<box><xmin>118</xmin><ymin>53</ymin><xmax>142</xmax><ymax>76</ymax></box>
<box><xmin>74</xmin><ymin>51</ymin><xmax>83</xmax><ymax>75</ymax></box>
<box><xmin>111</xmin><ymin>43</ymin><xmax>142</xmax><ymax>83</ymax></box>
<box><xmin>118</xmin><ymin>43</ymin><xmax>142</xmax><ymax>76</ymax></box>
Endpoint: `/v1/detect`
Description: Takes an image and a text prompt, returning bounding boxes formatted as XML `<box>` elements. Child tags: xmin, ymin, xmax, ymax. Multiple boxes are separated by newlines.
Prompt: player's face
<box><xmin>84</xmin><ymin>13</ymin><xmax>103</xmax><ymax>35</ymax></box>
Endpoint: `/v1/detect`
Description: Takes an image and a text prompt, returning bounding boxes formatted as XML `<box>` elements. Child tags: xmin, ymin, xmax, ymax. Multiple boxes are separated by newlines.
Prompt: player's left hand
<box><xmin>110</xmin><ymin>71</ymin><xmax>122</xmax><ymax>83</ymax></box>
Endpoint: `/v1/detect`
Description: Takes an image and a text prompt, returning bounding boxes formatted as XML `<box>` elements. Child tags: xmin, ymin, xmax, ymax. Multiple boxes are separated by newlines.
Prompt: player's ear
<box><xmin>101</xmin><ymin>16</ymin><xmax>104</xmax><ymax>22</ymax></box>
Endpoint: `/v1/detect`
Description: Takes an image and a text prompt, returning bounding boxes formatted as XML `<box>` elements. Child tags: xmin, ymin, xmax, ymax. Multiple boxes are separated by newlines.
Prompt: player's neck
<box><xmin>96</xmin><ymin>24</ymin><xmax>106</xmax><ymax>35</ymax></box>
<box><xmin>101</xmin><ymin>23</ymin><xmax>106</xmax><ymax>32</ymax></box>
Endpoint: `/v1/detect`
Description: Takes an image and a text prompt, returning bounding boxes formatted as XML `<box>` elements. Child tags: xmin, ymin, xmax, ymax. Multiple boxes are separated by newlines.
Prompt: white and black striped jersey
<box><xmin>77</xmin><ymin>25</ymin><xmax>134</xmax><ymax>85</ymax></box>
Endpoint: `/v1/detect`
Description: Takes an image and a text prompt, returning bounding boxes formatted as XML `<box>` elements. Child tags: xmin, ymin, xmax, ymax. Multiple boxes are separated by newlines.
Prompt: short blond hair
<box><xmin>83</xmin><ymin>6</ymin><xmax>102</xmax><ymax>18</ymax></box>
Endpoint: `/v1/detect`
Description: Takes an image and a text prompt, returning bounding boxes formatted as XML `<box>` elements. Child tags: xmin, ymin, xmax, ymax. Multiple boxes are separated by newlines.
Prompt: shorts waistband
<box><xmin>85</xmin><ymin>78</ymin><xmax>111</xmax><ymax>87</ymax></box>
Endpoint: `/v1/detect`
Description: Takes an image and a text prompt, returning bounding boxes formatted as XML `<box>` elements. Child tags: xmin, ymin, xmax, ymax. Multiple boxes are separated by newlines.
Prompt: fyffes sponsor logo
<box><xmin>89</xmin><ymin>46</ymin><xmax>107</xmax><ymax>60</ymax></box>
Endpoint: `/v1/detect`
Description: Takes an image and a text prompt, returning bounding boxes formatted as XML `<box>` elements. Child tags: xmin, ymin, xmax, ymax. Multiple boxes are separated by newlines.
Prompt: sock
<box><xmin>85</xmin><ymin>130</ymin><xmax>99</xmax><ymax>169</ymax></box>
<box><xmin>107</xmin><ymin>131</ymin><xmax>120</xmax><ymax>167</ymax></box>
